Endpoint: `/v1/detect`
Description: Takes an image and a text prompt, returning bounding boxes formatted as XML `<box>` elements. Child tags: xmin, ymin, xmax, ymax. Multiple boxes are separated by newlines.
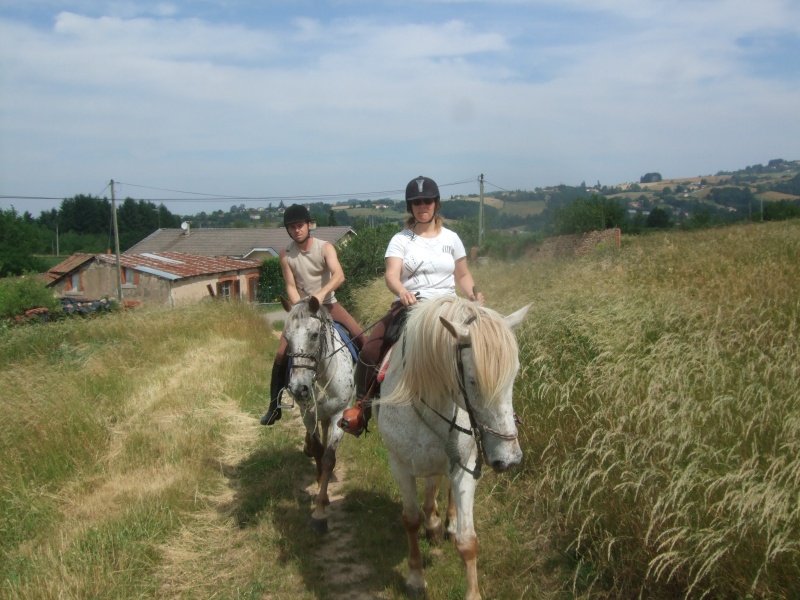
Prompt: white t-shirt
<box><xmin>385</xmin><ymin>227</ymin><xmax>467</xmax><ymax>300</ymax></box>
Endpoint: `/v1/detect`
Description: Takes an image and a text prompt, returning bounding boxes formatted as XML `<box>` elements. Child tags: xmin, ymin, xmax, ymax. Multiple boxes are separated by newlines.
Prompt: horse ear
<box><xmin>503</xmin><ymin>304</ymin><xmax>531</xmax><ymax>330</ymax></box>
<box><xmin>308</xmin><ymin>296</ymin><xmax>321</xmax><ymax>314</ymax></box>
<box><xmin>280</xmin><ymin>295</ymin><xmax>292</xmax><ymax>312</ymax></box>
<box><xmin>440</xmin><ymin>316</ymin><xmax>470</xmax><ymax>341</ymax></box>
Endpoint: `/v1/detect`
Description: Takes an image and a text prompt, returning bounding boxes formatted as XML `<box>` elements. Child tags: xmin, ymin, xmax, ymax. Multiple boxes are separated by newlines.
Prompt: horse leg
<box><xmin>304</xmin><ymin>430</ymin><xmax>324</xmax><ymax>482</ymax></box>
<box><xmin>393</xmin><ymin>470</ymin><xmax>427</xmax><ymax>597</ymax></box>
<box><xmin>423</xmin><ymin>476</ymin><xmax>444</xmax><ymax>543</ymax></box>
<box><xmin>451</xmin><ymin>472</ymin><xmax>481</xmax><ymax>600</ymax></box>
<box><xmin>310</xmin><ymin>423</ymin><xmax>340</xmax><ymax>534</ymax></box>
<box><xmin>309</xmin><ymin>446</ymin><xmax>334</xmax><ymax>534</ymax></box>
<box><xmin>444</xmin><ymin>483</ymin><xmax>458</xmax><ymax>540</ymax></box>
<box><xmin>303</xmin><ymin>429</ymin><xmax>314</xmax><ymax>458</ymax></box>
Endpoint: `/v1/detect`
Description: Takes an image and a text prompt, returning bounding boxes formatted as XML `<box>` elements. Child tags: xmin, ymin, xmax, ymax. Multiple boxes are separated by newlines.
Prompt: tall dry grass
<box><xmin>465</xmin><ymin>221</ymin><xmax>800</xmax><ymax>598</ymax></box>
<box><xmin>0</xmin><ymin>301</ymin><xmax>317</xmax><ymax>599</ymax></box>
<box><xmin>350</xmin><ymin>220</ymin><xmax>799</xmax><ymax>598</ymax></box>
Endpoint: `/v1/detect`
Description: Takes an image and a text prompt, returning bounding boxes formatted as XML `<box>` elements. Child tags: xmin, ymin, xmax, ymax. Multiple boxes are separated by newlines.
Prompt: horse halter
<box><xmin>421</xmin><ymin>313</ymin><xmax>521</xmax><ymax>480</ymax></box>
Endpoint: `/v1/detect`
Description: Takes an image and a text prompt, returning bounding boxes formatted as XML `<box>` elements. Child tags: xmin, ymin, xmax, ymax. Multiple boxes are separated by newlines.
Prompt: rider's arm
<box><xmin>385</xmin><ymin>256</ymin><xmax>417</xmax><ymax>306</ymax></box>
<box><xmin>454</xmin><ymin>257</ymin><xmax>485</xmax><ymax>305</ymax></box>
<box><xmin>313</xmin><ymin>242</ymin><xmax>345</xmax><ymax>304</ymax></box>
<box><xmin>280</xmin><ymin>250</ymin><xmax>303</xmax><ymax>305</ymax></box>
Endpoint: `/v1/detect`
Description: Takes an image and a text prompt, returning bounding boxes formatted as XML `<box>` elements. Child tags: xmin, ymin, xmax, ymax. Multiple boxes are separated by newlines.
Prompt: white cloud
<box><xmin>1</xmin><ymin>1</ymin><xmax>799</xmax><ymax>213</ymax></box>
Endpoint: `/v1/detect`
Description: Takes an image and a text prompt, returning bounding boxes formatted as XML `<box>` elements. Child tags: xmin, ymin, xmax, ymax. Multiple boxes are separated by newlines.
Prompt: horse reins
<box><xmin>418</xmin><ymin>312</ymin><xmax>520</xmax><ymax>480</ymax></box>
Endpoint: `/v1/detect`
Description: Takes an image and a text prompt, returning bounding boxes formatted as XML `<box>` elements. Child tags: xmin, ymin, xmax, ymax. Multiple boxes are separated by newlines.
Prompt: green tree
<box><xmin>336</xmin><ymin>223</ymin><xmax>399</xmax><ymax>307</ymax></box>
<box><xmin>0</xmin><ymin>208</ymin><xmax>49</xmax><ymax>277</ymax></box>
<box><xmin>327</xmin><ymin>209</ymin><xmax>337</xmax><ymax>226</ymax></box>
<box><xmin>552</xmin><ymin>194</ymin><xmax>625</xmax><ymax>235</ymax></box>
<box><xmin>640</xmin><ymin>172</ymin><xmax>662</xmax><ymax>183</ymax></box>
<box><xmin>646</xmin><ymin>207</ymin><xmax>672</xmax><ymax>229</ymax></box>
<box><xmin>257</xmin><ymin>257</ymin><xmax>283</xmax><ymax>302</ymax></box>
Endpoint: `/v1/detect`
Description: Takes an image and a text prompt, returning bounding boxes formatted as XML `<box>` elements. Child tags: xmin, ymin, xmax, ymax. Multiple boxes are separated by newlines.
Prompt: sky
<box><xmin>1</xmin><ymin>0</ymin><xmax>799</xmax><ymax>217</ymax></box>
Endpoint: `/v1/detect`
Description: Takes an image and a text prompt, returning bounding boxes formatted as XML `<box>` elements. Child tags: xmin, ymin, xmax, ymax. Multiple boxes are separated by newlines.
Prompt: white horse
<box><xmin>280</xmin><ymin>296</ymin><xmax>357</xmax><ymax>533</ymax></box>
<box><xmin>375</xmin><ymin>295</ymin><xmax>530</xmax><ymax>600</ymax></box>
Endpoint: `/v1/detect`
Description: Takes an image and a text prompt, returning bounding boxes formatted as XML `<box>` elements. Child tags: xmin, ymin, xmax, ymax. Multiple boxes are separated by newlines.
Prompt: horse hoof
<box><xmin>308</xmin><ymin>517</ymin><xmax>328</xmax><ymax>534</ymax></box>
<box><xmin>405</xmin><ymin>582</ymin><xmax>427</xmax><ymax>599</ymax></box>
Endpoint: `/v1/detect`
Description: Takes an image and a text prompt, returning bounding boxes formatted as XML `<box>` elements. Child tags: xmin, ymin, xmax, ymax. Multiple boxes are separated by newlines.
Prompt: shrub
<box><xmin>0</xmin><ymin>276</ymin><xmax>61</xmax><ymax>320</ymax></box>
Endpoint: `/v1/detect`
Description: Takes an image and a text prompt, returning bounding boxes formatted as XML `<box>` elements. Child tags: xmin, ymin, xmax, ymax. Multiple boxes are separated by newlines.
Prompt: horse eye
<box><xmin>311</xmin><ymin>332</ymin><xmax>319</xmax><ymax>341</ymax></box>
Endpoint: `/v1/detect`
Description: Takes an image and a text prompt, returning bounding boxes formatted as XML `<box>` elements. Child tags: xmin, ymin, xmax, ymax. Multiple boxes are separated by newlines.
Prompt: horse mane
<box><xmin>380</xmin><ymin>296</ymin><xmax>520</xmax><ymax>411</ymax></box>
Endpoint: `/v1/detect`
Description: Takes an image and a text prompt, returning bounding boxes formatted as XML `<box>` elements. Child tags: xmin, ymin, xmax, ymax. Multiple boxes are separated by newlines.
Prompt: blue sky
<box><xmin>1</xmin><ymin>0</ymin><xmax>799</xmax><ymax>216</ymax></box>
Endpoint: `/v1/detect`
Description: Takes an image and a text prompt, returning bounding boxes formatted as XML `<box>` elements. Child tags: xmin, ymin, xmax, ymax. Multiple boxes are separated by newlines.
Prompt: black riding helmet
<box><xmin>283</xmin><ymin>204</ymin><xmax>312</xmax><ymax>227</ymax></box>
<box><xmin>405</xmin><ymin>175</ymin><xmax>441</xmax><ymax>213</ymax></box>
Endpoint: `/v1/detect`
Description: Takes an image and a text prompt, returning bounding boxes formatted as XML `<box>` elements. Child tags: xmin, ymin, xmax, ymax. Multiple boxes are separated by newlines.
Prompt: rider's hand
<box><xmin>470</xmin><ymin>291</ymin><xmax>485</xmax><ymax>306</ymax></box>
<box><xmin>398</xmin><ymin>289</ymin><xmax>418</xmax><ymax>307</ymax></box>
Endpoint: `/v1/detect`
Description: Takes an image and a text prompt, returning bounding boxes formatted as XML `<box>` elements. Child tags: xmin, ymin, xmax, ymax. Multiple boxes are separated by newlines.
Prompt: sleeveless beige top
<box><xmin>285</xmin><ymin>237</ymin><xmax>336</xmax><ymax>304</ymax></box>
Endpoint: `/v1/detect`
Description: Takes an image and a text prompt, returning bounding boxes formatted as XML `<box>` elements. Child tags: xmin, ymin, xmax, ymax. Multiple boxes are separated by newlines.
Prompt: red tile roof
<box><xmin>95</xmin><ymin>252</ymin><xmax>260</xmax><ymax>279</ymax></box>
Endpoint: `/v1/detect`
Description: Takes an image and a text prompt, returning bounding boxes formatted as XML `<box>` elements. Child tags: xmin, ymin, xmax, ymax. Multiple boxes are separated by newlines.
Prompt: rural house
<box><xmin>47</xmin><ymin>252</ymin><xmax>261</xmax><ymax>307</ymax></box>
<box><xmin>125</xmin><ymin>225</ymin><xmax>356</xmax><ymax>260</ymax></box>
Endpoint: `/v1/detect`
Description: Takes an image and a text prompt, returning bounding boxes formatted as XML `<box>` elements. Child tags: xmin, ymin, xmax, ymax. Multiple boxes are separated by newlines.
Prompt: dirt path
<box><xmin>267</xmin><ymin>318</ymin><xmax>382</xmax><ymax>599</ymax></box>
<box><xmin>285</xmin><ymin>406</ymin><xmax>381</xmax><ymax>599</ymax></box>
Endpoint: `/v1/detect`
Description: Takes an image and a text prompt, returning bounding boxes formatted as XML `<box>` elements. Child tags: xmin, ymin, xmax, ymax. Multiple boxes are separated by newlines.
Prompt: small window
<box><xmin>217</xmin><ymin>280</ymin><xmax>232</xmax><ymax>299</ymax></box>
<box><xmin>123</xmin><ymin>267</ymin><xmax>136</xmax><ymax>286</ymax></box>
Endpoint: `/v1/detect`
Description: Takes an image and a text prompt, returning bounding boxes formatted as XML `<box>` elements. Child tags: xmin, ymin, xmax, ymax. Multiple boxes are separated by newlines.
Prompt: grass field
<box><xmin>2</xmin><ymin>219</ymin><xmax>799</xmax><ymax>598</ymax></box>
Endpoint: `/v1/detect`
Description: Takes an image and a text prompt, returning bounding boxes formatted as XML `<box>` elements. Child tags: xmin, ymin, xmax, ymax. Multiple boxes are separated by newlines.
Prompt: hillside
<box><xmin>297</xmin><ymin>157</ymin><xmax>800</xmax><ymax>233</ymax></box>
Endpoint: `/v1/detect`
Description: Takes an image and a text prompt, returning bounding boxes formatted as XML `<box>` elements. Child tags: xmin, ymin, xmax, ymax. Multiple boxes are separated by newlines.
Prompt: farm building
<box><xmin>126</xmin><ymin>225</ymin><xmax>355</xmax><ymax>259</ymax></box>
<box><xmin>46</xmin><ymin>252</ymin><xmax>261</xmax><ymax>308</ymax></box>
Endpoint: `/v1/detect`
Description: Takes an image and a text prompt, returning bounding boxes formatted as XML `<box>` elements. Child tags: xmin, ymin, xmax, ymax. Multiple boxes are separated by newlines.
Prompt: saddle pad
<box><xmin>377</xmin><ymin>346</ymin><xmax>393</xmax><ymax>383</ymax></box>
<box><xmin>332</xmin><ymin>321</ymin><xmax>359</xmax><ymax>363</ymax></box>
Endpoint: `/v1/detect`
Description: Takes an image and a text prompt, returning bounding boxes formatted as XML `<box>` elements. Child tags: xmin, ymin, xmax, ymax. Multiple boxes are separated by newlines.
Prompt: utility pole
<box><xmin>478</xmin><ymin>174</ymin><xmax>485</xmax><ymax>246</ymax></box>
<box><xmin>110</xmin><ymin>180</ymin><xmax>123</xmax><ymax>301</ymax></box>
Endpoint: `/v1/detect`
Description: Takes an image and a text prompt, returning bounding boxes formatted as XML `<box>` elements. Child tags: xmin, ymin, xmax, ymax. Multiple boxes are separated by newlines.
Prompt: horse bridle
<box><xmin>419</xmin><ymin>314</ymin><xmax>521</xmax><ymax>480</ymax></box>
<box><xmin>286</xmin><ymin>312</ymin><xmax>330</xmax><ymax>382</ymax></box>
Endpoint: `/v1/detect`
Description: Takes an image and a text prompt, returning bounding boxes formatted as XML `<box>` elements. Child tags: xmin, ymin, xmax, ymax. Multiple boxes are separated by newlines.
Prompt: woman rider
<box><xmin>339</xmin><ymin>175</ymin><xmax>484</xmax><ymax>436</ymax></box>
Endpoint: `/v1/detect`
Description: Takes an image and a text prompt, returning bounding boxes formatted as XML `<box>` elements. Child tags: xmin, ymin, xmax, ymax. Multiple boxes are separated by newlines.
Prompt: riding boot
<box><xmin>260</xmin><ymin>364</ymin><xmax>286</xmax><ymax>426</ymax></box>
<box><xmin>338</xmin><ymin>360</ymin><xmax>375</xmax><ymax>437</ymax></box>
<box><xmin>338</xmin><ymin>399</ymin><xmax>370</xmax><ymax>437</ymax></box>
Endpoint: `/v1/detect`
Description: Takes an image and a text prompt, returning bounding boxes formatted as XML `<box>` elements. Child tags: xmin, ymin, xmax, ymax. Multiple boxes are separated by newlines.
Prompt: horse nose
<box><xmin>491</xmin><ymin>459</ymin><xmax>511</xmax><ymax>472</ymax></box>
<box><xmin>490</xmin><ymin>446</ymin><xmax>523</xmax><ymax>473</ymax></box>
<box><xmin>298</xmin><ymin>385</ymin><xmax>310</xmax><ymax>398</ymax></box>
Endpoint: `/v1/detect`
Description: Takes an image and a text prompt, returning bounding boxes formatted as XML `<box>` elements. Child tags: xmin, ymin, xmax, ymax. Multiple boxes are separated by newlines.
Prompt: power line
<box><xmin>483</xmin><ymin>179</ymin><xmax>515</xmax><ymax>193</ymax></box>
<box><xmin>1</xmin><ymin>175</ymin><xmax>485</xmax><ymax>204</ymax></box>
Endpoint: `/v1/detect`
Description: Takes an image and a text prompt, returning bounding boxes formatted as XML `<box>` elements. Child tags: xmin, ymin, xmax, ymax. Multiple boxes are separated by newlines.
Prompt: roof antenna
<box><xmin>180</xmin><ymin>221</ymin><xmax>190</xmax><ymax>235</ymax></box>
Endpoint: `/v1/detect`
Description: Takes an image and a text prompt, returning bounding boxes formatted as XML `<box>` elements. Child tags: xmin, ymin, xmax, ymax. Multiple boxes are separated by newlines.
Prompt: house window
<box><xmin>217</xmin><ymin>280</ymin><xmax>233</xmax><ymax>299</ymax></box>
<box><xmin>67</xmin><ymin>272</ymin><xmax>82</xmax><ymax>293</ymax></box>
<box><xmin>122</xmin><ymin>267</ymin><xmax>136</xmax><ymax>286</ymax></box>
<box><xmin>247</xmin><ymin>275</ymin><xmax>259</xmax><ymax>302</ymax></box>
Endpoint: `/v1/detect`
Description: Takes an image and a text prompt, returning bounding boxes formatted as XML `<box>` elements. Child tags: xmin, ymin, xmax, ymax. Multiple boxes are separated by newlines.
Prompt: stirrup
<box><xmin>276</xmin><ymin>388</ymin><xmax>294</xmax><ymax>410</ymax></box>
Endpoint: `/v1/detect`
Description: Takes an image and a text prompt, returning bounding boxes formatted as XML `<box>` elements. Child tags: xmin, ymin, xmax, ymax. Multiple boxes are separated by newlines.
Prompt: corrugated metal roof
<box><xmin>125</xmin><ymin>226</ymin><xmax>355</xmax><ymax>258</ymax></box>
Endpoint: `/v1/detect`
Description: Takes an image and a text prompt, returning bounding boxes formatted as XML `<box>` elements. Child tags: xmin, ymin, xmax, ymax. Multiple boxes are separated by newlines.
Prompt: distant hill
<box><xmin>183</xmin><ymin>158</ymin><xmax>800</xmax><ymax>233</ymax></box>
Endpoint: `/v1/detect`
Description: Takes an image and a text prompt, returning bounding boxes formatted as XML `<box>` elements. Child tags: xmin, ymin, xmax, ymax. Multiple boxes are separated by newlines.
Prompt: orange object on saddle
<box><xmin>377</xmin><ymin>347</ymin><xmax>393</xmax><ymax>383</ymax></box>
